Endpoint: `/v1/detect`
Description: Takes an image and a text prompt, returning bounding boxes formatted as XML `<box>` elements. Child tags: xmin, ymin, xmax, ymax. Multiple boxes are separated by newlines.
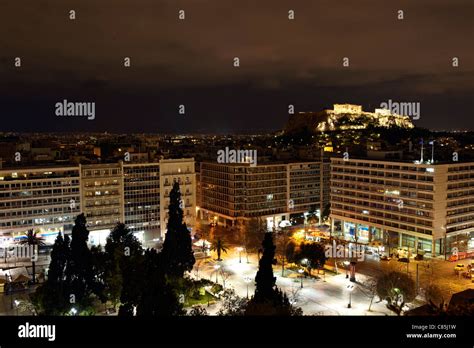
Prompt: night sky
<box><xmin>0</xmin><ymin>0</ymin><xmax>473</xmax><ymax>133</ymax></box>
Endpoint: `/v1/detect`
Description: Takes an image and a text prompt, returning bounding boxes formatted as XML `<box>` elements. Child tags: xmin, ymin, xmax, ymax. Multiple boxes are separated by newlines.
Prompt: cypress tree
<box><xmin>160</xmin><ymin>182</ymin><xmax>195</xmax><ymax>278</ymax></box>
<box><xmin>136</xmin><ymin>249</ymin><xmax>184</xmax><ymax>316</ymax></box>
<box><xmin>246</xmin><ymin>232</ymin><xmax>302</xmax><ymax>316</ymax></box>
<box><xmin>104</xmin><ymin>223</ymin><xmax>144</xmax><ymax>316</ymax></box>
<box><xmin>254</xmin><ymin>233</ymin><xmax>277</xmax><ymax>302</ymax></box>
<box><xmin>31</xmin><ymin>233</ymin><xmax>71</xmax><ymax>315</ymax></box>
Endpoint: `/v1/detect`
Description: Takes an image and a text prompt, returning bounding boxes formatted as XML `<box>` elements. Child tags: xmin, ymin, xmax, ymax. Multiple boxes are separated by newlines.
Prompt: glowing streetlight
<box><xmin>14</xmin><ymin>300</ymin><xmax>20</xmax><ymax>316</ymax></box>
<box><xmin>243</xmin><ymin>276</ymin><xmax>252</xmax><ymax>299</ymax></box>
<box><xmin>346</xmin><ymin>284</ymin><xmax>355</xmax><ymax>308</ymax></box>
<box><xmin>70</xmin><ymin>307</ymin><xmax>78</xmax><ymax>316</ymax></box>
<box><xmin>301</xmin><ymin>258</ymin><xmax>309</xmax><ymax>278</ymax></box>
<box><xmin>298</xmin><ymin>268</ymin><xmax>304</xmax><ymax>288</ymax></box>
<box><xmin>236</xmin><ymin>247</ymin><xmax>244</xmax><ymax>263</ymax></box>
<box><xmin>343</xmin><ymin>260</ymin><xmax>350</xmax><ymax>279</ymax></box>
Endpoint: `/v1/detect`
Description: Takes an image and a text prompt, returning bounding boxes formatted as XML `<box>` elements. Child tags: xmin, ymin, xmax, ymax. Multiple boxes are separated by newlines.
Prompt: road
<box><xmin>196</xmin><ymin>248</ymin><xmax>394</xmax><ymax>316</ymax></box>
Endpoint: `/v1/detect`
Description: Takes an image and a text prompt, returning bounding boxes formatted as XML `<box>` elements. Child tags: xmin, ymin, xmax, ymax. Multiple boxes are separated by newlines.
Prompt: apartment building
<box><xmin>330</xmin><ymin>158</ymin><xmax>474</xmax><ymax>258</ymax></box>
<box><xmin>199</xmin><ymin>160</ymin><xmax>329</xmax><ymax>230</ymax></box>
<box><xmin>0</xmin><ymin>158</ymin><xmax>196</xmax><ymax>247</ymax></box>
<box><xmin>80</xmin><ymin>163</ymin><xmax>123</xmax><ymax>245</ymax></box>
<box><xmin>159</xmin><ymin>159</ymin><xmax>196</xmax><ymax>234</ymax></box>
<box><xmin>123</xmin><ymin>162</ymin><xmax>161</xmax><ymax>242</ymax></box>
<box><xmin>0</xmin><ymin>166</ymin><xmax>81</xmax><ymax>245</ymax></box>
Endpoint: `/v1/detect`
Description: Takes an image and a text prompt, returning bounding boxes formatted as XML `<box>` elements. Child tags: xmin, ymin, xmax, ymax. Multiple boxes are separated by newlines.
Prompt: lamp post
<box><xmin>343</xmin><ymin>261</ymin><xmax>350</xmax><ymax>279</ymax></box>
<box><xmin>243</xmin><ymin>276</ymin><xmax>252</xmax><ymax>299</ymax></box>
<box><xmin>214</xmin><ymin>265</ymin><xmax>220</xmax><ymax>284</ymax></box>
<box><xmin>7</xmin><ymin>273</ymin><xmax>14</xmax><ymax>310</ymax></box>
<box><xmin>236</xmin><ymin>247</ymin><xmax>243</xmax><ymax>263</ymax></box>
<box><xmin>301</xmin><ymin>258</ymin><xmax>308</xmax><ymax>278</ymax></box>
<box><xmin>14</xmin><ymin>300</ymin><xmax>20</xmax><ymax>316</ymax></box>
<box><xmin>346</xmin><ymin>284</ymin><xmax>355</xmax><ymax>308</ymax></box>
<box><xmin>298</xmin><ymin>268</ymin><xmax>304</xmax><ymax>288</ymax></box>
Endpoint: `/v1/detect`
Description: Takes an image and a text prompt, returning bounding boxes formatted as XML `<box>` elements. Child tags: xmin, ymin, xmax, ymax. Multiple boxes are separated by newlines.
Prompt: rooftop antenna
<box><xmin>429</xmin><ymin>140</ymin><xmax>435</xmax><ymax>163</ymax></box>
<box><xmin>419</xmin><ymin>138</ymin><xmax>424</xmax><ymax>163</ymax></box>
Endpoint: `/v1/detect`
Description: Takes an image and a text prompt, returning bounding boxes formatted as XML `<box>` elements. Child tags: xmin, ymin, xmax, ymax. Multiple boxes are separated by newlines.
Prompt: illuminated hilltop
<box><xmin>285</xmin><ymin>104</ymin><xmax>414</xmax><ymax>133</ymax></box>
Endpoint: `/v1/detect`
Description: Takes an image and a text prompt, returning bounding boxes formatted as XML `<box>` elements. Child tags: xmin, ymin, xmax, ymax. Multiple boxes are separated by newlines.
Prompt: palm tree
<box><xmin>18</xmin><ymin>229</ymin><xmax>45</xmax><ymax>284</ymax></box>
<box><xmin>210</xmin><ymin>239</ymin><xmax>228</xmax><ymax>261</ymax></box>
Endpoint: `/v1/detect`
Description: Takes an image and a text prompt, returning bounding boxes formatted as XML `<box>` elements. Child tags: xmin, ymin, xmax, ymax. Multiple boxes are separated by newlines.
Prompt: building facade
<box><xmin>0</xmin><ymin>166</ymin><xmax>81</xmax><ymax>245</ymax></box>
<box><xmin>123</xmin><ymin>162</ymin><xmax>161</xmax><ymax>242</ymax></box>
<box><xmin>199</xmin><ymin>160</ymin><xmax>330</xmax><ymax>230</ymax></box>
<box><xmin>330</xmin><ymin>158</ymin><xmax>474</xmax><ymax>258</ymax></box>
<box><xmin>0</xmin><ymin>159</ymin><xmax>195</xmax><ymax>247</ymax></box>
<box><xmin>159</xmin><ymin>159</ymin><xmax>196</xmax><ymax>234</ymax></box>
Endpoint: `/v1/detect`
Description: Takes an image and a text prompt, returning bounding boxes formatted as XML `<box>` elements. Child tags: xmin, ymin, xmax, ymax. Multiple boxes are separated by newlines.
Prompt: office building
<box><xmin>0</xmin><ymin>158</ymin><xmax>196</xmax><ymax>247</ymax></box>
<box><xmin>330</xmin><ymin>158</ymin><xmax>474</xmax><ymax>257</ymax></box>
<box><xmin>199</xmin><ymin>160</ymin><xmax>329</xmax><ymax>231</ymax></box>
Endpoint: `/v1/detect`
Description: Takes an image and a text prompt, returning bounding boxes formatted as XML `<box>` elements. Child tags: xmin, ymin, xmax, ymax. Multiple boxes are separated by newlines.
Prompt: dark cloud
<box><xmin>0</xmin><ymin>0</ymin><xmax>473</xmax><ymax>132</ymax></box>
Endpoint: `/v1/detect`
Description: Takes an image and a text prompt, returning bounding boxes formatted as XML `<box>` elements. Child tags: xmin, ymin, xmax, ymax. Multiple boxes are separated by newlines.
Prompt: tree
<box><xmin>424</xmin><ymin>284</ymin><xmax>446</xmax><ymax>314</ymax></box>
<box><xmin>18</xmin><ymin>229</ymin><xmax>45</xmax><ymax>284</ymax></box>
<box><xmin>306</xmin><ymin>205</ymin><xmax>319</xmax><ymax>225</ymax></box>
<box><xmin>65</xmin><ymin>214</ymin><xmax>105</xmax><ymax>310</ymax></box>
<box><xmin>275</xmin><ymin>231</ymin><xmax>291</xmax><ymax>276</ymax></box>
<box><xmin>321</xmin><ymin>203</ymin><xmax>331</xmax><ymax>222</ymax></box>
<box><xmin>104</xmin><ymin>223</ymin><xmax>143</xmax><ymax>314</ymax></box>
<box><xmin>245</xmin><ymin>218</ymin><xmax>267</xmax><ymax>258</ymax></box>
<box><xmin>189</xmin><ymin>305</ymin><xmax>208</xmax><ymax>316</ymax></box>
<box><xmin>161</xmin><ymin>182</ymin><xmax>195</xmax><ymax>278</ymax></box>
<box><xmin>246</xmin><ymin>232</ymin><xmax>302</xmax><ymax>316</ymax></box>
<box><xmin>217</xmin><ymin>289</ymin><xmax>248</xmax><ymax>316</ymax></box>
<box><xmin>376</xmin><ymin>271</ymin><xmax>416</xmax><ymax>315</ymax></box>
<box><xmin>253</xmin><ymin>233</ymin><xmax>277</xmax><ymax>302</ymax></box>
<box><xmin>219</xmin><ymin>268</ymin><xmax>231</xmax><ymax>289</ymax></box>
<box><xmin>385</xmin><ymin>231</ymin><xmax>399</xmax><ymax>256</ymax></box>
<box><xmin>286</xmin><ymin>241</ymin><xmax>296</xmax><ymax>264</ymax></box>
<box><xmin>210</xmin><ymin>238</ymin><xmax>228</xmax><ymax>261</ymax></box>
<box><xmin>197</xmin><ymin>223</ymin><xmax>211</xmax><ymax>252</ymax></box>
<box><xmin>31</xmin><ymin>233</ymin><xmax>71</xmax><ymax>315</ymax></box>
<box><xmin>295</xmin><ymin>242</ymin><xmax>327</xmax><ymax>276</ymax></box>
<box><xmin>136</xmin><ymin>249</ymin><xmax>184</xmax><ymax>316</ymax></box>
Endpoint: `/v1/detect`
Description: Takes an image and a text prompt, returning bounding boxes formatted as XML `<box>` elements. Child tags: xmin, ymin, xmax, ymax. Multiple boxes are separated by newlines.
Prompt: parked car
<box><xmin>380</xmin><ymin>255</ymin><xmax>391</xmax><ymax>261</ymax></box>
<box><xmin>454</xmin><ymin>264</ymin><xmax>465</xmax><ymax>272</ymax></box>
<box><xmin>398</xmin><ymin>257</ymin><xmax>410</xmax><ymax>263</ymax></box>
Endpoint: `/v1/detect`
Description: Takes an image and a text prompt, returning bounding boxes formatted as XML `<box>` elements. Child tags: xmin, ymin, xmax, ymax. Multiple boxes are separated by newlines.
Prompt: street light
<box><xmin>14</xmin><ymin>300</ymin><xmax>20</xmax><ymax>316</ymax></box>
<box><xmin>298</xmin><ymin>268</ymin><xmax>304</xmax><ymax>288</ymax></box>
<box><xmin>236</xmin><ymin>247</ymin><xmax>244</xmax><ymax>263</ymax></box>
<box><xmin>343</xmin><ymin>261</ymin><xmax>350</xmax><ymax>279</ymax></box>
<box><xmin>301</xmin><ymin>258</ymin><xmax>309</xmax><ymax>278</ymax></box>
<box><xmin>346</xmin><ymin>284</ymin><xmax>355</xmax><ymax>308</ymax></box>
<box><xmin>243</xmin><ymin>276</ymin><xmax>252</xmax><ymax>299</ymax></box>
<box><xmin>70</xmin><ymin>307</ymin><xmax>77</xmax><ymax>316</ymax></box>
<box><xmin>214</xmin><ymin>265</ymin><xmax>221</xmax><ymax>284</ymax></box>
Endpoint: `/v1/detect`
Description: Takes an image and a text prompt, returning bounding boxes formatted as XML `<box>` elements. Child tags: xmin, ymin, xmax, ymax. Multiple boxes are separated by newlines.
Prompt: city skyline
<box><xmin>0</xmin><ymin>1</ymin><xmax>474</xmax><ymax>345</ymax></box>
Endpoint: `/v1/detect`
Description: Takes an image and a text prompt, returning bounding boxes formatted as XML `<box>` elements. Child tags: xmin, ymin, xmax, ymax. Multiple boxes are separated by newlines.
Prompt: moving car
<box><xmin>454</xmin><ymin>264</ymin><xmax>465</xmax><ymax>272</ymax></box>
